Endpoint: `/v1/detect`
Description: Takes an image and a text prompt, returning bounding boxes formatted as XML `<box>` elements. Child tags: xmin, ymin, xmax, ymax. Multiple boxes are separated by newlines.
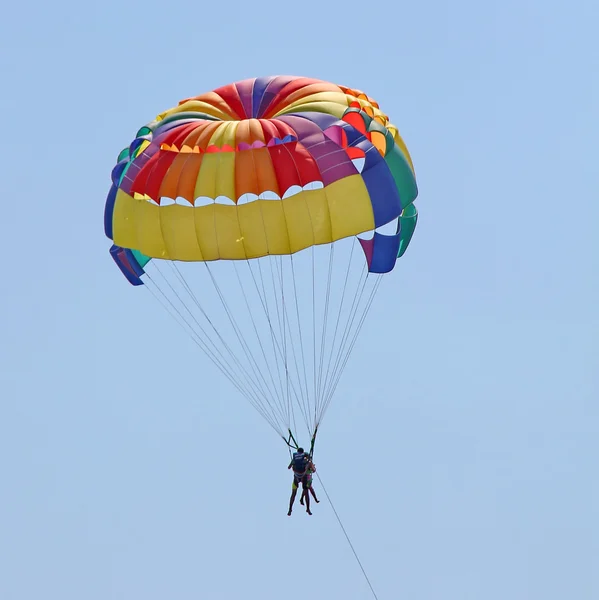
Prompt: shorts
<box><xmin>292</xmin><ymin>472</ymin><xmax>309</xmax><ymax>490</ymax></box>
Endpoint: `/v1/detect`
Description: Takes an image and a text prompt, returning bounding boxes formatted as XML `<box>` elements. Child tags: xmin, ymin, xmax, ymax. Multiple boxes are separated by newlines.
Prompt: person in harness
<box><xmin>300</xmin><ymin>459</ymin><xmax>319</xmax><ymax>506</ymax></box>
<box><xmin>287</xmin><ymin>448</ymin><xmax>313</xmax><ymax>516</ymax></box>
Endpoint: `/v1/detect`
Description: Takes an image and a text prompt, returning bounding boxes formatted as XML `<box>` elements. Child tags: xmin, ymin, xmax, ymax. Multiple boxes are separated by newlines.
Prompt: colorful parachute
<box><xmin>104</xmin><ymin>76</ymin><xmax>418</xmax><ymax>450</ymax></box>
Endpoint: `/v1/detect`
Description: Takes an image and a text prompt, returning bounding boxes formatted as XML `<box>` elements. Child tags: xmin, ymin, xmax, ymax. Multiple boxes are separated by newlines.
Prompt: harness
<box><xmin>291</xmin><ymin>451</ymin><xmax>309</xmax><ymax>477</ymax></box>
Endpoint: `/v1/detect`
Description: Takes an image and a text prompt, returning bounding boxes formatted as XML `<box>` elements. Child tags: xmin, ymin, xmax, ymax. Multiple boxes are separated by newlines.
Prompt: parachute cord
<box><xmin>285</xmin><ymin>428</ymin><xmax>300</xmax><ymax>451</ymax></box>
<box><xmin>315</xmin><ymin>472</ymin><xmax>380</xmax><ymax>600</ymax></box>
<box><xmin>311</xmin><ymin>245</ymin><xmax>317</xmax><ymax>427</ymax></box>
<box><xmin>316</xmin><ymin>244</ymin><xmax>335</xmax><ymax>411</ymax></box>
<box><xmin>142</xmin><ymin>277</ymin><xmax>283</xmax><ymax>437</ymax></box>
<box><xmin>321</xmin><ymin>274</ymin><xmax>383</xmax><ymax>422</ymax></box>
<box><xmin>308</xmin><ymin>425</ymin><xmax>318</xmax><ymax>458</ymax></box>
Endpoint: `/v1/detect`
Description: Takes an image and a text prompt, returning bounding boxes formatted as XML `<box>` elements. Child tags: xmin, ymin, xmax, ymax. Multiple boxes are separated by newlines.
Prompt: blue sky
<box><xmin>1</xmin><ymin>0</ymin><xmax>597</xmax><ymax>598</ymax></box>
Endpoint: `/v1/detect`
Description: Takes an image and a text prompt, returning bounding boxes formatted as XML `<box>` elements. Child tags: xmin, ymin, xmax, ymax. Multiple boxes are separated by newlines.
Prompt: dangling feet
<box><xmin>306</xmin><ymin>509</ymin><xmax>312</xmax><ymax>515</ymax></box>
<box><xmin>287</xmin><ymin>509</ymin><xmax>292</xmax><ymax>516</ymax></box>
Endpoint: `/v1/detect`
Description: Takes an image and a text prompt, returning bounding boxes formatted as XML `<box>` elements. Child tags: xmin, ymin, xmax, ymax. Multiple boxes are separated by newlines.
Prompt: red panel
<box><xmin>130</xmin><ymin>151</ymin><xmax>161</xmax><ymax>196</ymax></box>
<box><xmin>342</xmin><ymin>111</ymin><xmax>367</xmax><ymax>135</ymax></box>
<box><xmin>144</xmin><ymin>151</ymin><xmax>178</xmax><ymax>202</ymax></box>
<box><xmin>267</xmin><ymin>145</ymin><xmax>302</xmax><ymax>192</ymax></box>
<box><xmin>213</xmin><ymin>83</ymin><xmax>247</xmax><ymax>119</ymax></box>
<box><xmin>289</xmin><ymin>143</ymin><xmax>322</xmax><ymax>185</ymax></box>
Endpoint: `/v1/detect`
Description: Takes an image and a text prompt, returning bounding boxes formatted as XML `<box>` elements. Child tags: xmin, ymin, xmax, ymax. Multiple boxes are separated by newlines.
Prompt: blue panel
<box><xmin>129</xmin><ymin>135</ymin><xmax>152</xmax><ymax>157</ymax></box>
<box><xmin>109</xmin><ymin>245</ymin><xmax>145</xmax><ymax>286</ymax></box>
<box><xmin>361</xmin><ymin>157</ymin><xmax>402</xmax><ymax>227</ymax></box>
<box><xmin>342</xmin><ymin>124</ymin><xmax>368</xmax><ymax>147</ymax></box>
<box><xmin>104</xmin><ymin>185</ymin><xmax>117</xmax><ymax>239</ymax></box>
<box><xmin>111</xmin><ymin>160</ymin><xmax>128</xmax><ymax>186</ymax></box>
<box><xmin>123</xmin><ymin>248</ymin><xmax>146</xmax><ymax>278</ymax></box>
<box><xmin>369</xmin><ymin>231</ymin><xmax>401</xmax><ymax>274</ymax></box>
<box><xmin>252</xmin><ymin>76</ymin><xmax>273</xmax><ymax>117</ymax></box>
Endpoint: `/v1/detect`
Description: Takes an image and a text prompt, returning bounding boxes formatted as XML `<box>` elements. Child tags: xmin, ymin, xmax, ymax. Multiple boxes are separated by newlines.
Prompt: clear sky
<box><xmin>1</xmin><ymin>0</ymin><xmax>597</xmax><ymax>598</ymax></box>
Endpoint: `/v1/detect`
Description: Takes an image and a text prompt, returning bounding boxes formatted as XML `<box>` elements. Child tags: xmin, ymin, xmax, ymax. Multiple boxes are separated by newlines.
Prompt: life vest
<box><xmin>291</xmin><ymin>451</ymin><xmax>308</xmax><ymax>473</ymax></box>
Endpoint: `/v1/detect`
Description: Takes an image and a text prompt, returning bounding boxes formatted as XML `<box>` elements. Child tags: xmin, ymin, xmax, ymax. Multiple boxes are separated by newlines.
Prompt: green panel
<box><xmin>131</xmin><ymin>249</ymin><xmax>152</xmax><ymax>269</ymax></box>
<box><xmin>398</xmin><ymin>205</ymin><xmax>418</xmax><ymax>258</ymax></box>
<box><xmin>385</xmin><ymin>144</ymin><xmax>418</xmax><ymax>208</ymax></box>
<box><xmin>117</xmin><ymin>147</ymin><xmax>130</xmax><ymax>162</ymax></box>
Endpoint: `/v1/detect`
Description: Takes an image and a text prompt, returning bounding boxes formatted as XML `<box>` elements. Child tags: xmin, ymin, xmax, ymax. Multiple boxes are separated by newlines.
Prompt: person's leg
<box><xmin>300</xmin><ymin>478</ymin><xmax>309</xmax><ymax>505</ymax></box>
<box><xmin>288</xmin><ymin>480</ymin><xmax>298</xmax><ymax>516</ymax></box>
<box><xmin>303</xmin><ymin>477</ymin><xmax>312</xmax><ymax>515</ymax></box>
<box><xmin>310</xmin><ymin>485</ymin><xmax>320</xmax><ymax>503</ymax></box>
<box><xmin>300</xmin><ymin>473</ymin><xmax>308</xmax><ymax>504</ymax></box>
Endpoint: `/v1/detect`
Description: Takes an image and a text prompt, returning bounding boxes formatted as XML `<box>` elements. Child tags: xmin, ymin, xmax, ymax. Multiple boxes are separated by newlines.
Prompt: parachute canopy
<box><xmin>105</xmin><ymin>76</ymin><xmax>418</xmax><ymax>447</ymax></box>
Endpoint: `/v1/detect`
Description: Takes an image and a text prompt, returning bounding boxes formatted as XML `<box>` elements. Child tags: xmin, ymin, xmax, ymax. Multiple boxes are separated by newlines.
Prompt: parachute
<box><xmin>104</xmin><ymin>76</ymin><xmax>418</xmax><ymax>452</ymax></box>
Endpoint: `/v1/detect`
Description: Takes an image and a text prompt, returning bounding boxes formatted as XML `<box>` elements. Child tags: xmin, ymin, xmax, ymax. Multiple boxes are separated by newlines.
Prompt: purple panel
<box><xmin>323</xmin><ymin>126</ymin><xmax>343</xmax><ymax>145</ymax></box>
<box><xmin>302</xmin><ymin>138</ymin><xmax>337</xmax><ymax>159</ymax></box>
<box><xmin>277</xmin><ymin>114</ymin><xmax>323</xmax><ymax>140</ymax></box>
<box><xmin>120</xmin><ymin>144</ymin><xmax>160</xmax><ymax>194</ymax></box>
<box><xmin>257</xmin><ymin>75</ymin><xmax>298</xmax><ymax>116</ymax></box>
<box><xmin>313</xmin><ymin>147</ymin><xmax>347</xmax><ymax>168</ymax></box>
<box><xmin>235</xmin><ymin>79</ymin><xmax>255</xmax><ymax>119</ymax></box>
<box><xmin>320</xmin><ymin>161</ymin><xmax>359</xmax><ymax>185</ymax></box>
<box><xmin>302</xmin><ymin>140</ymin><xmax>356</xmax><ymax>184</ymax></box>
<box><xmin>358</xmin><ymin>237</ymin><xmax>374</xmax><ymax>268</ymax></box>
<box><xmin>280</xmin><ymin>112</ymin><xmax>340</xmax><ymax>130</ymax></box>
<box><xmin>277</xmin><ymin>115</ymin><xmax>361</xmax><ymax>184</ymax></box>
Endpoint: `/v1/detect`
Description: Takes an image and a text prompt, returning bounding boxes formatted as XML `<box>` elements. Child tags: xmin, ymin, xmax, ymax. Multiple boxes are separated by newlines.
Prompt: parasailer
<box><xmin>104</xmin><ymin>75</ymin><xmax>419</xmax><ymax>472</ymax></box>
<box><xmin>300</xmin><ymin>460</ymin><xmax>319</xmax><ymax>507</ymax></box>
<box><xmin>288</xmin><ymin>448</ymin><xmax>312</xmax><ymax>515</ymax></box>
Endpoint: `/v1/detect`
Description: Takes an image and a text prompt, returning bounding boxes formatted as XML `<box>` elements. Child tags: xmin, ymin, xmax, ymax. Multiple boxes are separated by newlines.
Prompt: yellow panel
<box><xmin>276</xmin><ymin>91</ymin><xmax>347</xmax><ymax>115</ymax></box>
<box><xmin>138</xmin><ymin>204</ymin><xmax>169</xmax><ymax>259</ymax></box>
<box><xmin>392</xmin><ymin>128</ymin><xmax>416</xmax><ymax>173</ymax></box>
<box><xmin>276</xmin><ymin>100</ymin><xmax>346</xmax><ymax>119</ymax></box>
<box><xmin>281</xmin><ymin>189</ymin><xmax>336</xmax><ymax>253</ymax></box>
<box><xmin>260</xmin><ymin>201</ymin><xmax>290</xmax><ymax>255</ymax></box>
<box><xmin>158</xmin><ymin>98</ymin><xmax>232</xmax><ymax>122</ymax></box>
<box><xmin>214</xmin><ymin>205</ymin><xmax>246</xmax><ymax>259</ymax></box>
<box><xmin>215</xmin><ymin>152</ymin><xmax>236</xmax><ymax>200</ymax></box>
<box><xmin>159</xmin><ymin>205</ymin><xmax>203</xmax><ymax>260</ymax></box>
<box><xmin>112</xmin><ymin>189</ymin><xmax>138</xmax><ymax>247</ymax></box>
<box><xmin>193</xmin><ymin>205</ymin><xmax>219</xmax><ymax>260</ymax></box>
<box><xmin>135</xmin><ymin>139</ymin><xmax>151</xmax><ymax>156</ymax></box>
<box><xmin>208</xmin><ymin>121</ymin><xmax>238</xmax><ymax>148</ymax></box>
<box><xmin>304</xmin><ymin>189</ymin><xmax>332</xmax><ymax>244</ymax></box>
<box><xmin>113</xmin><ymin>190</ymin><xmax>169</xmax><ymax>258</ymax></box>
<box><xmin>112</xmin><ymin>177</ymin><xmax>374</xmax><ymax>261</ymax></box>
<box><xmin>326</xmin><ymin>175</ymin><xmax>374</xmax><ymax>240</ymax></box>
<box><xmin>282</xmin><ymin>193</ymin><xmax>316</xmax><ymax>253</ymax></box>
<box><xmin>194</xmin><ymin>152</ymin><xmax>236</xmax><ymax>201</ymax></box>
<box><xmin>237</xmin><ymin>202</ymin><xmax>268</xmax><ymax>259</ymax></box>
